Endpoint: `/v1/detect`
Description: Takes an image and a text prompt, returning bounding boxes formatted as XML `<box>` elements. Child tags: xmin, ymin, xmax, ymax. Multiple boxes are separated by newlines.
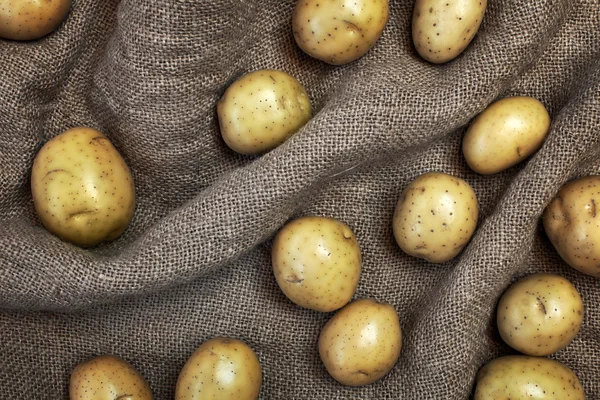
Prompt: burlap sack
<box><xmin>1</xmin><ymin>0</ymin><xmax>599</xmax><ymax>398</ymax></box>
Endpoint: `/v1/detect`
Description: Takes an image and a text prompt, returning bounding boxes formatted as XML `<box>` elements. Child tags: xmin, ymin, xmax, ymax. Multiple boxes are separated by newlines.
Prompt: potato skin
<box><xmin>292</xmin><ymin>0</ymin><xmax>389</xmax><ymax>65</ymax></box>
<box><xmin>217</xmin><ymin>69</ymin><xmax>311</xmax><ymax>155</ymax></box>
<box><xmin>0</xmin><ymin>0</ymin><xmax>72</xmax><ymax>41</ymax></box>
<box><xmin>318</xmin><ymin>298</ymin><xmax>402</xmax><ymax>386</ymax></box>
<box><xmin>272</xmin><ymin>216</ymin><xmax>361</xmax><ymax>312</ymax></box>
<box><xmin>31</xmin><ymin>127</ymin><xmax>135</xmax><ymax>248</ymax></box>
<box><xmin>474</xmin><ymin>355</ymin><xmax>585</xmax><ymax>399</ymax></box>
<box><xmin>412</xmin><ymin>0</ymin><xmax>487</xmax><ymax>63</ymax></box>
<box><xmin>392</xmin><ymin>172</ymin><xmax>478</xmax><ymax>263</ymax></box>
<box><xmin>175</xmin><ymin>337</ymin><xmax>262</xmax><ymax>400</ymax></box>
<box><xmin>544</xmin><ymin>176</ymin><xmax>600</xmax><ymax>278</ymax></box>
<box><xmin>497</xmin><ymin>274</ymin><xmax>583</xmax><ymax>356</ymax></box>
<box><xmin>463</xmin><ymin>96</ymin><xmax>551</xmax><ymax>175</ymax></box>
<box><xmin>69</xmin><ymin>354</ymin><xmax>153</xmax><ymax>400</ymax></box>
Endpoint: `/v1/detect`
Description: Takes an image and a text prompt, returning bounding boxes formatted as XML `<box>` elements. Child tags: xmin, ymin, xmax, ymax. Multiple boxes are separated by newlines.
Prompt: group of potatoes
<box><xmin>2</xmin><ymin>0</ymin><xmax>597</xmax><ymax>399</ymax></box>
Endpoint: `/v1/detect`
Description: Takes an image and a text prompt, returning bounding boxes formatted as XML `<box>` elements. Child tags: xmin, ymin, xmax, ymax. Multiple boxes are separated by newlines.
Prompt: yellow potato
<box><xmin>292</xmin><ymin>0</ymin><xmax>389</xmax><ymax>65</ymax></box>
<box><xmin>318</xmin><ymin>298</ymin><xmax>402</xmax><ymax>386</ymax></box>
<box><xmin>474</xmin><ymin>355</ymin><xmax>585</xmax><ymax>399</ymax></box>
<box><xmin>497</xmin><ymin>273</ymin><xmax>583</xmax><ymax>356</ymax></box>
<box><xmin>272</xmin><ymin>216</ymin><xmax>361</xmax><ymax>312</ymax></box>
<box><xmin>31</xmin><ymin>127</ymin><xmax>135</xmax><ymax>248</ymax></box>
<box><xmin>392</xmin><ymin>172</ymin><xmax>478</xmax><ymax>263</ymax></box>
<box><xmin>544</xmin><ymin>175</ymin><xmax>600</xmax><ymax>278</ymax></box>
<box><xmin>217</xmin><ymin>69</ymin><xmax>311</xmax><ymax>155</ymax></box>
<box><xmin>70</xmin><ymin>354</ymin><xmax>153</xmax><ymax>400</ymax></box>
<box><xmin>175</xmin><ymin>337</ymin><xmax>262</xmax><ymax>400</ymax></box>
<box><xmin>0</xmin><ymin>0</ymin><xmax>72</xmax><ymax>41</ymax></box>
<box><xmin>412</xmin><ymin>0</ymin><xmax>487</xmax><ymax>63</ymax></box>
<box><xmin>463</xmin><ymin>96</ymin><xmax>551</xmax><ymax>175</ymax></box>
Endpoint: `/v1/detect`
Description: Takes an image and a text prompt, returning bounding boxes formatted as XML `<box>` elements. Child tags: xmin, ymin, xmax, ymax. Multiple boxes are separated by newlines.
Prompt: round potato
<box><xmin>544</xmin><ymin>175</ymin><xmax>600</xmax><ymax>277</ymax></box>
<box><xmin>0</xmin><ymin>0</ymin><xmax>72</xmax><ymax>41</ymax></box>
<box><xmin>412</xmin><ymin>0</ymin><xmax>487</xmax><ymax>63</ymax></box>
<box><xmin>392</xmin><ymin>172</ymin><xmax>478</xmax><ymax>263</ymax></box>
<box><xmin>31</xmin><ymin>127</ymin><xmax>135</xmax><ymax>248</ymax></box>
<box><xmin>292</xmin><ymin>0</ymin><xmax>389</xmax><ymax>65</ymax></box>
<box><xmin>318</xmin><ymin>298</ymin><xmax>402</xmax><ymax>386</ymax></box>
<box><xmin>70</xmin><ymin>354</ymin><xmax>153</xmax><ymax>400</ymax></box>
<box><xmin>272</xmin><ymin>216</ymin><xmax>361</xmax><ymax>312</ymax></box>
<box><xmin>474</xmin><ymin>355</ymin><xmax>585</xmax><ymax>399</ymax></box>
<box><xmin>217</xmin><ymin>69</ymin><xmax>311</xmax><ymax>155</ymax></box>
<box><xmin>497</xmin><ymin>273</ymin><xmax>583</xmax><ymax>356</ymax></box>
<box><xmin>463</xmin><ymin>96</ymin><xmax>551</xmax><ymax>175</ymax></box>
<box><xmin>175</xmin><ymin>337</ymin><xmax>262</xmax><ymax>400</ymax></box>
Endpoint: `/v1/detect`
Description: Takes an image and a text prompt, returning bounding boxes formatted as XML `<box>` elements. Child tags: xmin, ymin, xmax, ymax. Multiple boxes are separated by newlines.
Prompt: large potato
<box><xmin>175</xmin><ymin>337</ymin><xmax>262</xmax><ymax>400</ymax></box>
<box><xmin>497</xmin><ymin>273</ymin><xmax>583</xmax><ymax>356</ymax></box>
<box><xmin>318</xmin><ymin>298</ymin><xmax>402</xmax><ymax>386</ymax></box>
<box><xmin>217</xmin><ymin>69</ymin><xmax>311</xmax><ymax>155</ymax></box>
<box><xmin>463</xmin><ymin>96</ymin><xmax>551</xmax><ymax>175</ymax></box>
<box><xmin>70</xmin><ymin>354</ymin><xmax>153</xmax><ymax>400</ymax></box>
<box><xmin>292</xmin><ymin>0</ymin><xmax>389</xmax><ymax>65</ymax></box>
<box><xmin>474</xmin><ymin>355</ymin><xmax>585</xmax><ymax>399</ymax></box>
<box><xmin>272</xmin><ymin>216</ymin><xmax>361</xmax><ymax>312</ymax></box>
<box><xmin>31</xmin><ymin>127</ymin><xmax>135</xmax><ymax>248</ymax></box>
<box><xmin>392</xmin><ymin>172</ymin><xmax>478</xmax><ymax>263</ymax></box>
<box><xmin>544</xmin><ymin>175</ymin><xmax>600</xmax><ymax>277</ymax></box>
<box><xmin>412</xmin><ymin>0</ymin><xmax>487</xmax><ymax>63</ymax></box>
<box><xmin>0</xmin><ymin>0</ymin><xmax>72</xmax><ymax>41</ymax></box>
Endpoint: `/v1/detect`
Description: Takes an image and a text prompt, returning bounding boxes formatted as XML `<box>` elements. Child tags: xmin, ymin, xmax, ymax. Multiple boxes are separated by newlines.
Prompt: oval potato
<box><xmin>497</xmin><ymin>273</ymin><xmax>584</xmax><ymax>356</ymax></box>
<box><xmin>0</xmin><ymin>0</ymin><xmax>72</xmax><ymax>41</ymax></box>
<box><xmin>318</xmin><ymin>298</ymin><xmax>402</xmax><ymax>386</ymax></box>
<box><xmin>175</xmin><ymin>337</ymin><xmax>262</xmax><ymax>400</ymax></box>
<box><xmin>272</xmin><ymin>216</ymin><xmax>361</xmax><ymax>312</ymax></box>
<box><xmin>474</xmin><ymin>355</ymin><xmax>585</xmax><ymax>399</ymax></box>
<box><xmin>292</xmin><ymin>0</ymin><xmax>389</xmax><ymax>65</ymax></box>
<box><xmin>463</xmin><ymin>96</ymin><xmax>551</xmax><ymax>175</ymax></box>
<box><xmin>393</xmin><ymin>172</ymin><xmax>478</xmax><ymax>263</ymax></box>
<box><xmin>217</xmin><ymin>69</ymin><xmax>311</xmax><ymax>154</ymax></box>
<box><xmin>412</xmin><ymin>0</ymin><xmax>487</xmax><ymax>63</ymax></box>
<box><xmin>31</xmin><ymin>127</ymin><xmax>136</xmax><ymax>248</ymax></box>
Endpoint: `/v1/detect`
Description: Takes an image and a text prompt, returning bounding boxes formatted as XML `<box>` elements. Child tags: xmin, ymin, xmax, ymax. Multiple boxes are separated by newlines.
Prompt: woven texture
<box><xmin>1</xmin><ymin>0</ymin><xmax>600</xmax><ymax>398</ymax></box>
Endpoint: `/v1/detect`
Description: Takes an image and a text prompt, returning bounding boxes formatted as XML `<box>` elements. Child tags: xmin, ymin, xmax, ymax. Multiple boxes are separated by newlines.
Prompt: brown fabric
<box><xmin>1</xmin><ymin>0</ymin><xmax>599</xmax><ymax>398</ymax></box>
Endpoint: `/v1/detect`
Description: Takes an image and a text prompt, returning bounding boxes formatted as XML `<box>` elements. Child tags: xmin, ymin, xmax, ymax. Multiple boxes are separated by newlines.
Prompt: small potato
<box><xmin>544</xmin><ymin>175</ymin><xmax>600</xmax><ymax>277</ymax></box>
<box><xmin>175</xmin><ymin>337</ymin><xmax>262</xmax><ymax>400</ymax></box>
<box><xmin>318</xmin><ymin>298</ymin><xmax>402</xmax><ymax>386</ymax></box>
<box><xmin>0</xmin><ymin>0</ymin><xmax>72</xmax><ymax>41</ymax></box>
<box><xmin>217</xmin><ymin>69</ymin><xmax>311</xmax><ymax>155</ymax></box>
<box><xmin>497</xmin><ymin>273</ymin><xmax>584</xmax><ymax>356</ymax></box>
<box><xmin>392</xmin><ymin>172</ymin><xmax>478</xmax><ymax>263</ymax></box>
<box><xmin>474</xmin><ymin>355</ymin><xmax>585</xmax><ymax>399</ymax></box>
<box><xmin>31</xmin><ymin>127</ymin><xmax>135</xmax><ymax>248</ymax></box>
<box><xmin>292</xmin><ymin>0</ymin><xmax>389</xmax><ymax>65</ymax></box>
<box><xmin>412</xmin><ymin>0</ymin><xmax>487</xmax><ymax>63</ymax></box>
<box><xmin>463</xmin><ymin>96</ymin><xmax>551</xmax><ymax>175</ymax></box>
<box><xmin>70</xmin><ymin>354</ymin><xmax>153</xmax><ymax>400</ymax></box>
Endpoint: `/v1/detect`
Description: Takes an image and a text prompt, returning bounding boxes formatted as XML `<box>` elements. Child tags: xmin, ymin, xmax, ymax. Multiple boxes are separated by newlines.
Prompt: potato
<box><xmin>0</xmin><ymin>0</ymin><xmax>72</xmax><ymax>41</ymax></box>
<box><xmin>497</xmin><ymin>273</ymin><xmax>583</xmax><ymax>356</ymax></box>
<box><xmin>544</xmin><ymin>175</ymin><xmax>600</xmax><ymax>278</ymax></box>
<box><xmin>217</xmin><ymin>69</ymin><xmax>311</xmax><ymax>155</ymax></box>
<box><xmin>318</xmin><ymin>298</ymin><xmax>401</xmax><ymax>386</ymax></box>
<box><xmin>31</xmin><ymin>127</ymin><xmax>135</xmax><ymax>248</ymax></box>
<box><xmin>392</xmin><ymin>172</ymin><xmax>478</xmax><ymax>263</ymax></box>
<box><xmin>70</xmin><ymin>354</ymin><xmax>153</xmax><ymax>400</ymax></box>
<box><xmin>474</xmin><ymin>355</ymin><xmax>585</xmax><ymax>399</ymax></box>
<box><xmin>463</xmin><ymin>96</ymin><xmax>551</xmax><ymax>175</ymax></box>
<box><xmin>272</xmin><ymin>216</ymin><xmax>361</xmax><ymax>312</ymax></box>
<box><xmin>412</xmin><ymin>0</ymin><xmax>487</xmax><ymax>63</ymax></box>
<box><xmin>292</xmin><ymin>0</ymin><xmax>389</xmax><ymax>65</ymax></box>
<box><xmin>175</xmin><ymin>337</ymin><xmax>262</xmax><ymax>400</ymax></box>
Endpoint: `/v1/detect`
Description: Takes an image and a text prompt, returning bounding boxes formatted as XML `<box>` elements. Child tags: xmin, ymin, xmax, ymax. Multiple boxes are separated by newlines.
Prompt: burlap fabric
<box><xmin>1</xmin><ymin>0</ymin><xmax>599</xmax><ymax>398</ymax></box>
